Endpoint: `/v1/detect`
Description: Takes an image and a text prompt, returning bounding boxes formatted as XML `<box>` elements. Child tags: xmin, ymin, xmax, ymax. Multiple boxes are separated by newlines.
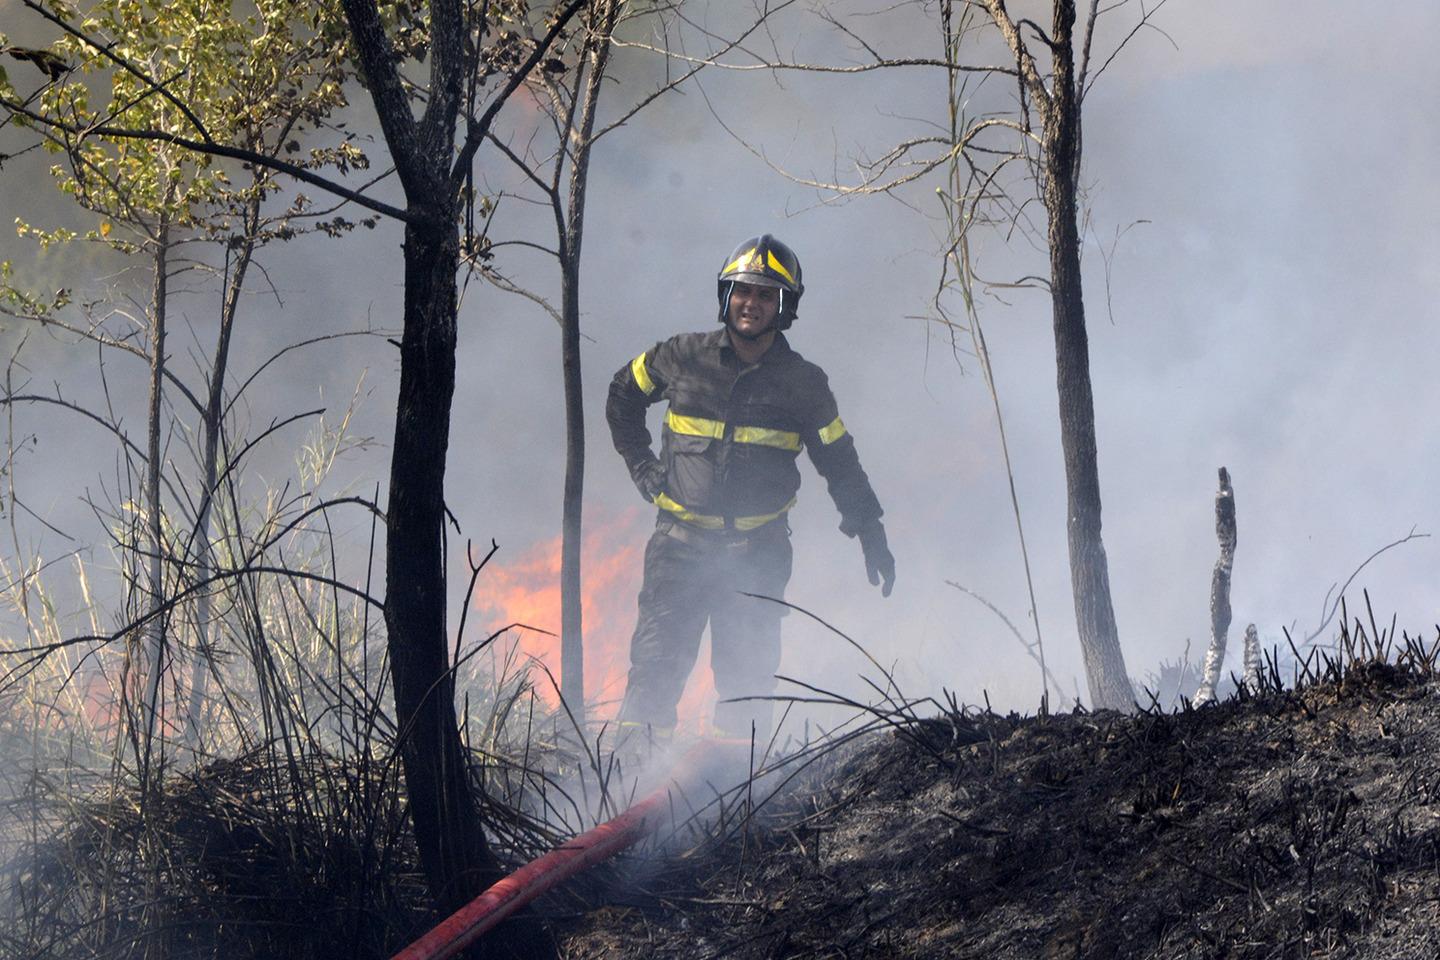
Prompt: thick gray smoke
<box><xmin>1</xmin><ymin>0</ymin><xmax>1437</xmax><ymax>732</ymax></box>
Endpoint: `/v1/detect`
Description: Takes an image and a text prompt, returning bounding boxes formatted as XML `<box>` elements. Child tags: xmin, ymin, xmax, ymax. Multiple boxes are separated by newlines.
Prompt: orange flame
<box><xmin>471</xmin><ymin>508</ymin><xmax>718</xmax><ymax>734</ymax></box>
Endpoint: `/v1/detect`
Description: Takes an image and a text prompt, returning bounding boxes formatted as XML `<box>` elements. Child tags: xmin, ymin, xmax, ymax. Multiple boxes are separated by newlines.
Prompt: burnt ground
<box><xmin>561</xmin><ymin>661</ymin><xmax>1440</xmax><ymax>959</ymax></box>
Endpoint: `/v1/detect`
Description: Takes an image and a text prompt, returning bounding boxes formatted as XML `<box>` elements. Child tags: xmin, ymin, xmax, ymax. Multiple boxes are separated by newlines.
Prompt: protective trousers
<box><xmin>617</xmin><ymin>522</ymin><xmax>793</xmax><ymax>741</ymax></box>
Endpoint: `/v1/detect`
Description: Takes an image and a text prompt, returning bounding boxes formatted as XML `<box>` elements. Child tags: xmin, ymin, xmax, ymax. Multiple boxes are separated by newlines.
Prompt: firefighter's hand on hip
<box><xmin>638</xmin><ymin>460</ymin><xmax>667</xmax><ymax>502</ymax></box>
<box><xmin>858</xmin><ymin>521</ymin><xmax>895</xmax><ymax>598</ymax></box>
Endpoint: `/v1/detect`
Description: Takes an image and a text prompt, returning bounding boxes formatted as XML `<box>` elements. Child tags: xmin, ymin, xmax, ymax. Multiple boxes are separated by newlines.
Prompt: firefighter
<box><xmin>606</xmin><ymin>234</ymin><xmax>894</xmax><ymax>745</ymax></box>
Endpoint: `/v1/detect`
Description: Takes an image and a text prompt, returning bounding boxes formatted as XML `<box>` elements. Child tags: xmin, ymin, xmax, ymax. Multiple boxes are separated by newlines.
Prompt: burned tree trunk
<box><xmin>335</xmin><ymin>2</ymin><xmax>585</xmax><ymax>940</ymax></box>
<box><xmin>140</xmin><ymin>216</ymin><xmax>172</xmax><ymax>794</ymax></box>
<box><xmin>185</xmin><ymin>194</ymin><xmax>260</xmax><ymax>751</ymax></box>
<box><xmin>1196</xmin><ymin>467</ymin><xmax>1236</xmax><ymax>704</ymax></box>
<box><xmin>338</xmin><ymin>0</ymin><xmax>505</xmax><ymax>919</ymax></box>
<box><xmin>386</xmin><ymin>207</ymin><xmax>508</xmax><ymax>914</ymax></box>
<box><xmin>1242</xmin><ymin>622</ymin><xmax>1261</xmax><ymax>690</ymax></box>
<box><xmin>1040</xmin><ymin>0</ymin><xmax>1133</xmax><ymax>711</ymax></box>
<box><xmin>558</xmin><ymin>244</ymin><xmax>585</xmax><ymax>722</ymax></box>
<box><xmin>977</xmin><ymin>0</ymin><xmax>1134</xmax><ymax>709</ymax></box>
<box><xmin>558</xmin><ymin>0</ymin><xmax>621</xmax><ymax>725</ymax></box>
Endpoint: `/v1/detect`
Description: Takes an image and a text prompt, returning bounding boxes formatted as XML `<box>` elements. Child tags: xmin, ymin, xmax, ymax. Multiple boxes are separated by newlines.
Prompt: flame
<box><xmin>471</xmin><ymin>508</ymin><xmax>718</xmax><ymax>734</ymax></box>
<box><xmin>81</xmin><ymin>668</ymin><xmax>119</xmax><ymax>730</ymax></box>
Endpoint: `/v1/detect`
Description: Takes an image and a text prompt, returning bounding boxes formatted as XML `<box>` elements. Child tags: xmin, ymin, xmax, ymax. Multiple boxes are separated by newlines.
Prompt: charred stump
<box><xmin>1196</xmin><ymin>467</ymin><xmax>1236</xmax><ymax>703</ymax></box>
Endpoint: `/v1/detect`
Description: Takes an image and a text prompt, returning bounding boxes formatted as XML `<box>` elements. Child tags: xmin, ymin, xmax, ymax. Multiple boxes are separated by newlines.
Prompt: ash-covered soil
<box><xmin>562</xmin><ymin>663</ymin><xmax>1440</xmax><ymax>959</ymax></box>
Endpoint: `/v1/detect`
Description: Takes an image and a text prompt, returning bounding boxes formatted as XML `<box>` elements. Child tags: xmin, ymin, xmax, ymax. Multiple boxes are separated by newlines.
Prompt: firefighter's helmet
<box><xmin>716</xmin><ymin>234</ymin><xmax>804</xmax><ymax>330</ymax></box>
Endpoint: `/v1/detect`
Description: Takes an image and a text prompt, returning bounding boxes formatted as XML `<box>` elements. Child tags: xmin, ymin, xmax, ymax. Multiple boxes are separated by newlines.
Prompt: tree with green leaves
<box><xmin>4</xmin><ymin>0</ymin><xmax>589</xmax><ymax>937</ymax></box>
<box><xmin>3</xmin><ymin>0</ymin><xmax>368</xmax><ymax>785</ymax></box>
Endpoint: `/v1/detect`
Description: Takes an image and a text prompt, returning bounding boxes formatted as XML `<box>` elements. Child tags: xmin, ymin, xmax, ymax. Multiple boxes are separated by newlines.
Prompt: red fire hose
<box><xmin>390</xmin><ymin>739</ymin><xmax>744</xmax><ymax>960</ymax></box>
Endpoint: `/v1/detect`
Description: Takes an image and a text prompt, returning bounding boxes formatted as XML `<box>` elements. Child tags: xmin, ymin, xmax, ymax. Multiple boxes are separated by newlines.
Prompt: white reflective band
<box><xmin>818</xmin><ymin>416</ymin><xmax>847</xmax><ymax>445</ymax></box>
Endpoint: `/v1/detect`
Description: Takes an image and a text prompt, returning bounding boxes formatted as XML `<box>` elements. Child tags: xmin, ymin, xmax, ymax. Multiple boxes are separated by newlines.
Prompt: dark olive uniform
<box><xmin>607</xmin><ymin>327</ymin><xmax>883</xmax><ymax>735</ymax></box>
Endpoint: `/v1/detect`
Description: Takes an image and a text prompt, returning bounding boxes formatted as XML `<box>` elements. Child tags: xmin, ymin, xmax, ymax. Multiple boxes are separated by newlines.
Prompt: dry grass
<box><xmin>0</xmin><ymin>403</ymin><xmax>605</xmax><ymax>959</ymax></box>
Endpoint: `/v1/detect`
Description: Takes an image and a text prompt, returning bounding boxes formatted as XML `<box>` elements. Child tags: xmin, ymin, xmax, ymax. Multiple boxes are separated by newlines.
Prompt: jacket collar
<box><xmin>710</xmin><ymin>326</ymin><xmax>794</xmax><ymax>366</ymax></box>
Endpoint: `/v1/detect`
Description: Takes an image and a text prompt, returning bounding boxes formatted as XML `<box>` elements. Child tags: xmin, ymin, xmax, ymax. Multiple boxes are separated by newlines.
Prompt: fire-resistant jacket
<box><xmin>607</xmin><ymin>328</ymin><xmax>883</xmax><ymax>536</ymax></box>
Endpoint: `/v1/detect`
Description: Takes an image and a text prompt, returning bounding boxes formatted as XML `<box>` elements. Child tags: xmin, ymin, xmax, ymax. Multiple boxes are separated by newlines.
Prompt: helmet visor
<box><xmin>727</xmin><ymin>273</ymin><xmax>785</xmax><ymax>289</ymax></box>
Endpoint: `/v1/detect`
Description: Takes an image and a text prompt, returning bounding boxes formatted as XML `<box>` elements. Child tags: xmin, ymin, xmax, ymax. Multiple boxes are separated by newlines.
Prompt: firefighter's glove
<box><xmin>635</xmin><ymin>459</ymin><xmax>666</xmax><ymax>503</ymax></box>
<box><xmin>858</xmin><ymin>522</ymin><xmax>895</xmax><ymax>598</ymax></box>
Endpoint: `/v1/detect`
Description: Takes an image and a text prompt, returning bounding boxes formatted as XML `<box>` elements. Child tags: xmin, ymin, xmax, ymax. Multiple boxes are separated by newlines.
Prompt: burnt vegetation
<box><xmin>2</xmin><ymin>2</ymin><xmax>1434</xmax><ymax>958</ymax></box>
<box><xmin>0</xmin><ymin>656</ymin><xmax>593</xmax><ymax>960</ymax></box>
<box><xmin>3</xmin><ymin>525</ymin><xmax>1438</xmax><ymax>960</ymax></box>
<box><xmin>565</xmin><ymin>616</ymin><xmax>1440</xmax><ymax>959</ymax></box>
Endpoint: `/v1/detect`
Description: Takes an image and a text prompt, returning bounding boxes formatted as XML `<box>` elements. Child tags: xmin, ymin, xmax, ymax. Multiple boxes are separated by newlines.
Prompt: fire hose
<box><xmin>390</xmin><ymin>739</ymin><xmax>744</xmax><ymax>960</ymax></box>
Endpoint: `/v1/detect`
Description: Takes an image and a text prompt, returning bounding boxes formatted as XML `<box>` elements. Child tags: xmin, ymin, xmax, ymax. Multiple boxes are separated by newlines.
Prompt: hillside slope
<box><xmin>564</xmin><ymin>662</ymin><xmax>1440</xmax><ymax>959</ymax></box>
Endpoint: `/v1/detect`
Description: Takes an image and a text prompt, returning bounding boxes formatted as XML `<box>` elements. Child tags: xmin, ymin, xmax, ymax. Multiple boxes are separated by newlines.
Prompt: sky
<box><xmin>2</xmin><ymin>0</ymin><xmax>1438</xmax><ymax>722</ymax></box>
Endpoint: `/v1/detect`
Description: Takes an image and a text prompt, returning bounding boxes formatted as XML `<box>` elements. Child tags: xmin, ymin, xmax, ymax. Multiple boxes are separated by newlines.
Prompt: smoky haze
<box><xmin>1</xmin><ymin>0</ymin><xmax>1437</xmax><ymax>729</ymax></box>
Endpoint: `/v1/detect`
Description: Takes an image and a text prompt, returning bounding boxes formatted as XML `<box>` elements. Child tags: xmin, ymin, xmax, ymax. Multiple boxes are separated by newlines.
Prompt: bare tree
<box><xmin>672</xmin><ymin>0</ymin><xmax>1161</xmax><ymax>709</ymax></box>
<box><xmin>478</xmin><ymin>0</ymin><xmax>787</xmax><ymax>724</ymax></box>
<box><xmin>478</xmin><ymin>0</ymin><xmax>623</xmax><ymax>726</ymax></box>
<box><xmin>975</xmin><ymin>0</ymin><xmax>1139</xmax><ymax>710</ymax></box>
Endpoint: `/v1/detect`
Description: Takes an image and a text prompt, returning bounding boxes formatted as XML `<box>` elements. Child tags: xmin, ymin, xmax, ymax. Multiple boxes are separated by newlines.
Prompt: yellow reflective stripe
<box><xmin>733</xmin><ymin>425</ymin><xmax>801</xmax><ymax>451</ymax></box>
<box><xmin>735</xmin><ymin>497</ymin><xmax>797</xmax><ymax>531</ymax></box>
<box><xmin>618</xmin><ymin>719</ymin><xmax>675</xmax><ymax>738</ymax></box>
<box><xmin>665</xmin><ymin>409</ymin><xmax>725</xmax><ymax>439</ymax></box>
<box><xmin>765</xmin><ymin>249</ymin><xmax>796</xmax><ymax>285</ymax></box>
<box><xmin>722</xmin><ymin>246</ymin><xmax>796</xmax><ymax>287</ymax></box>
<box><xmin>665</xmin><ymin>412</ymin><xmax>799</xmax><ymax>450</ymax></box>
<box><xmin>654</xmin><ymin>492</ymin><xmax>724</xmax><ymax>529</ymax></box>
<box><xmin>818</xmin><ymin>415</ymin><xmax>848</xmax><ymax>445</ymax></box>
<box><xmin>722</xmin><ymin>247</ymin><xmax>760</xmax><ymax>278</ymax></box>
<box><xmin>654</xmin><ymin>492</ymin><xmax>796</xmax><ymax>532</ymax></box>
<box><xmin>630</xmin><ymin>353</ymin><xmax>656</xmax><ymax>395</ymax></box>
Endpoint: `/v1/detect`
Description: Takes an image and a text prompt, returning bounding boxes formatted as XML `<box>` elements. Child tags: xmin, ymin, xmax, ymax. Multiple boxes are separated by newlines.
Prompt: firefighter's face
<box><xmin>728</xmin><ymin>281</ymin><xmax>781</xmax><ymax>338</ymax></box>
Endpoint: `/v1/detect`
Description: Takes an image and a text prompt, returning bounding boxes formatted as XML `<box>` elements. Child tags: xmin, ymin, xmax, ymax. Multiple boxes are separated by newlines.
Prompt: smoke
<box><xmin>1</xmin><ymin>0</ymin><xmax>1437</xmax><ymax>744</ymax></box>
